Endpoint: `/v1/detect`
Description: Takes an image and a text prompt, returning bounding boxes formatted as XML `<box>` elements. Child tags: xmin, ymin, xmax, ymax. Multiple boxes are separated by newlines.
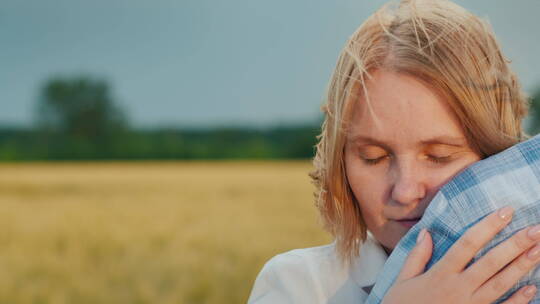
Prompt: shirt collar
<box><xmin>350</xmin><ymin>232</ymin><xmax>389</xmax><ymax>289</ymax></box>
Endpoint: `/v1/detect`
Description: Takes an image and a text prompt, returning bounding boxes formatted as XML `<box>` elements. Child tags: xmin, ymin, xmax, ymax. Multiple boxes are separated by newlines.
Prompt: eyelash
<box><xmin>363</xmin><ymin>156</ymin><xmax>388</xmax><ymax>165</ymax></box>
<box><xmin>362</xmin><ymin>155</ymin><xmax>452</xmax><ymax>165</ymax></box>
<box><xmin>428</xmin><ymin>155</ymin><xmax>452</xmax><ymax>164</ymax></box>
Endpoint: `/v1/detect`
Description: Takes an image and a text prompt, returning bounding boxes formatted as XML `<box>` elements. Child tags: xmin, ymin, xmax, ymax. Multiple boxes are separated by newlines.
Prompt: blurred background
<box><xmin>2</xmin><ymin>0</ymin><xmax>540</xmax><ymax>303</ymax></box>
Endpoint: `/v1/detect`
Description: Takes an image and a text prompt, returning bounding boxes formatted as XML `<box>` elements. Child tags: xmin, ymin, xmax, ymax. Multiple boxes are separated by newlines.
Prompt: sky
<box><xmin>3</xmin><ymin>0</ymin><xmax>540</xmax><ymax>128</ymax></box>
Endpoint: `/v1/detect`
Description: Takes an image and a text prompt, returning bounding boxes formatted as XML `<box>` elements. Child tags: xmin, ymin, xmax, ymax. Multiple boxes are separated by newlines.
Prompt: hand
<box><xmin>382</xmin><ymin>206</ymin><xmax>540</xmax><ymax>304</ymax></box>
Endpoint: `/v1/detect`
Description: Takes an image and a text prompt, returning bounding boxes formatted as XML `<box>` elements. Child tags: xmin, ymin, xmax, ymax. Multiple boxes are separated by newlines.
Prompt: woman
<box><xmin>249</xmin><ymin>0</ymin><xmax>539</xmax><ymax>303</ymax></box>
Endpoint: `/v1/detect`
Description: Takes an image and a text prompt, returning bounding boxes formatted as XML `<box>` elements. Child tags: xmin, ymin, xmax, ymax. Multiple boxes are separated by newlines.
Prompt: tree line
<box><xmin>0</xmin><ymin>76</ymin><xmax>320</xmax><ymax>161</ymax></box>
<box><xmin>2</xmin><ymin>75</ymin><xmax>540</xmax><ymax>161</ymax></box>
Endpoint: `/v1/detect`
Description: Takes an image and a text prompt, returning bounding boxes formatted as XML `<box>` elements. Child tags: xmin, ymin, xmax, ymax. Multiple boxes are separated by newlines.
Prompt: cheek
<box><xmin>431</xmin><ymin>157</ymin><xmax>481</xmax><ymax>189</ymax></box>
<box><xmin>346</xmin><ymin>163</ymin><xmax>387</xmax><ymax>223</ymax></box>
<box><xmin>358</xmin><ymin>198</ymin><xmax>384</xmax><ymax>229</ymax></box>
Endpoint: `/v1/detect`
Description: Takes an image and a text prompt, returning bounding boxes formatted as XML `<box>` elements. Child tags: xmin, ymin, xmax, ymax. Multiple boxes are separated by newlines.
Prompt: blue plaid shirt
<box><xmin>366</xmin><ymin>134</ymin><xmax>540</xmax><ymax>304</ymax></box>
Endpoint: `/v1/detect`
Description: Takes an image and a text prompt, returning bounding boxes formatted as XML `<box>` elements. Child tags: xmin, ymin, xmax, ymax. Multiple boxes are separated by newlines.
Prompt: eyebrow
<box><xmin>347</xmin><ymin>135</ymin><xmax>467</xmax><ymax>148</ymax></box>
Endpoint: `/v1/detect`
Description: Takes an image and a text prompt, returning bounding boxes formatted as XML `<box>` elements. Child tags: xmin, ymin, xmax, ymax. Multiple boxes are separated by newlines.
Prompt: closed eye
<box><xmin>427</xmin><ymin>155</ymin><xmax>452</xmax><ymax>164</ymax></box>
<box><xmin>362</xmin><ymin>155</ymin><xmax>389</xmax><ymax>165</ymax></box>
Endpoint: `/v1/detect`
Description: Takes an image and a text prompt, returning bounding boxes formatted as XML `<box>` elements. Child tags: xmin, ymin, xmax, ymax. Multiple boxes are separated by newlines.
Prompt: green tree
<box><xmin>35</xmin><ymin>76</ymin><xmax>128</xmax><ymax>159</ymax></box>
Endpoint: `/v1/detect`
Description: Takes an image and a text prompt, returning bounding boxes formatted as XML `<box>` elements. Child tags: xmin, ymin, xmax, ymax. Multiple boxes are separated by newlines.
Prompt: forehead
<box><xmin>346</xmin><ymin>70</ymin><xmax>466</xmax><ymax>146</ymax></box>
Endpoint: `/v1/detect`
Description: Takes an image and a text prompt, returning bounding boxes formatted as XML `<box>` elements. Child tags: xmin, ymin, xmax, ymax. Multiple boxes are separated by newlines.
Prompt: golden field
<box><xmin>0</xmin><ymin>161</ymin><xmax>331</xmax><ymax>304</ymax></box>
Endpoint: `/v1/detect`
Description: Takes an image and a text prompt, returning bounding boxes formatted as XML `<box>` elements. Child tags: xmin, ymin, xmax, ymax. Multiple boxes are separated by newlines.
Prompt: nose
<box><xmin>390</xmin><ymin>159</ymin><xmax>426</xmax><ymax>206</ymax></box>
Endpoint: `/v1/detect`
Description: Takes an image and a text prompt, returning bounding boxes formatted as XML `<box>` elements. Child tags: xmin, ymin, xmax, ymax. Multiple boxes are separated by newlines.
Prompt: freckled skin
<box><xmin>344</xmin><ymin>70</ymin><xmax>481</xmax><ymax>253</ymax></box>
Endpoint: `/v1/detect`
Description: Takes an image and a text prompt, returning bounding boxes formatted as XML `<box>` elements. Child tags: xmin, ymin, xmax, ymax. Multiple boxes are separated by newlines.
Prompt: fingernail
<box><xmin>528</xmin><ymin>225</ymin><xmax>540</xmax><ymax>240</ymax></box>
<box><xmin>498</xmin><ymin>206</ymin><xmax>514</xmax><ymax>221</ymax></box>
<box><xmin>527</xmin><ymin>244</ymin><xmax>540</xmax><ymax>260</ymax></box>
<box><xmin>416</xmin><ymin>228</ymin><xmax>426</xmax><ymax>244</ymax></box>
<box><xmin>523</xmin><ymin>285</ymin><xmax>537</xmax><ymax>297</ymax></box>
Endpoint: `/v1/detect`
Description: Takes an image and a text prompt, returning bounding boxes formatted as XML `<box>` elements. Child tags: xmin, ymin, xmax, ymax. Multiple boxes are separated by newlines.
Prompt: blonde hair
<box><xmin>310</xmin><ymin>0</ymin><xmax>529</xmax><ymax>264</ymax></box>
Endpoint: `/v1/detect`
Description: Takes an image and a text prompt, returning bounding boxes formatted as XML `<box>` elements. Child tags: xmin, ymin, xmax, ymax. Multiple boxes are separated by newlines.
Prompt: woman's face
<box><xmin>344</xmin><ymin>70</ymin><xmax>481</xmax><ymax>252</ymax></box>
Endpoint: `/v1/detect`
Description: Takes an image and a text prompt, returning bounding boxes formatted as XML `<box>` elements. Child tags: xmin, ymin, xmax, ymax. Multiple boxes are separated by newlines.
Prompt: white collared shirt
<box><xmin>248</xmin><ymin>234</ymin><xmax>388</xmax><ymax>304</ymax></box>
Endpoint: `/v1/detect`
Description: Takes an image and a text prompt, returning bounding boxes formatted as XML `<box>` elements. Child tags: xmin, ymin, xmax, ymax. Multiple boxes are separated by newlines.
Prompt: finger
<box><xmin>473</xmin><ymin>243</ymin><xmax>540</xmax><ymax>302</ymax></box>
<box><xmin>500</xmin><ymin>285</ymin><xmax>537</xmax><ymax>304</ymax></box>
<box><xmin>396</xmin><ymin>228</ymin><xmax>433</xmax><ymax>282</ymax></box>
<box><xmin>464</xmin><ymin>224</ymin><xmax>540</xmax><ymax>287</ymax></box>
<box><xmin>434</xmin><ymin>206</ymin><xmax>513</xmax><ymax>274</ymax></box>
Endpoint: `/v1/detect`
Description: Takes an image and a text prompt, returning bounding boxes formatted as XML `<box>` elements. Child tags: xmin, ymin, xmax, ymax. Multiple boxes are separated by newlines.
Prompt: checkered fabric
<box><xmin>366</xmin><ymin>134</ymin><xmax>540</xmax><ymax>304</ymax></box>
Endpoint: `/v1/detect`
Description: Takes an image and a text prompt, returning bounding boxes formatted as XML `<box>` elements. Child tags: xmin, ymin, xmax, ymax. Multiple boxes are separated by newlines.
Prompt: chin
<box><xmin>368</xmin><ymin>221</ymin><xmax>409</xmax><ymax>251</ymax></box>
<box><xmin>379</xmin><ymin>227</ymin><xmax>409</xmax><ymax>251</ymax></box>
<box><xmin>370</xmin><ymin>234</ymin><xmax>397</xmax><ymax>252</ymax></box>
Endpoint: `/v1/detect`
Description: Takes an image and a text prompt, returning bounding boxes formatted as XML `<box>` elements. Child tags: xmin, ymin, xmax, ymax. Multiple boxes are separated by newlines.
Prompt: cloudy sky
<box><xmin>3</xmin><ymin>0</ymin><xmax>540</xmax><ymax>128</ymax></box>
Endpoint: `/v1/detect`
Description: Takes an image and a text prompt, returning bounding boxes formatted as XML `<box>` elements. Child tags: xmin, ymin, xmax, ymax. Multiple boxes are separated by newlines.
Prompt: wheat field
<box><xmin>0</xmin><ymin>161</ymin><xmax>331</xmax><ymax>303</ymax></box>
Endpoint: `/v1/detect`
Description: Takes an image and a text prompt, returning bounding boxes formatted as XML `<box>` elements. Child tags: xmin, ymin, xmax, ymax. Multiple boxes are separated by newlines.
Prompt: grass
<box><xmin>0</xmin><ymin>161</ymin><xmax>331</xmax><ymax>303</ymax></box>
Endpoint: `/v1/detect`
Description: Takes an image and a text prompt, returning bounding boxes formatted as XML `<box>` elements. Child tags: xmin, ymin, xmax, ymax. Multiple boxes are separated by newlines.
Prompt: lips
<box><xmin>396</xmin><ymin>218</ymin><xmax>421</xmax><ymax>228</ymax></box>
